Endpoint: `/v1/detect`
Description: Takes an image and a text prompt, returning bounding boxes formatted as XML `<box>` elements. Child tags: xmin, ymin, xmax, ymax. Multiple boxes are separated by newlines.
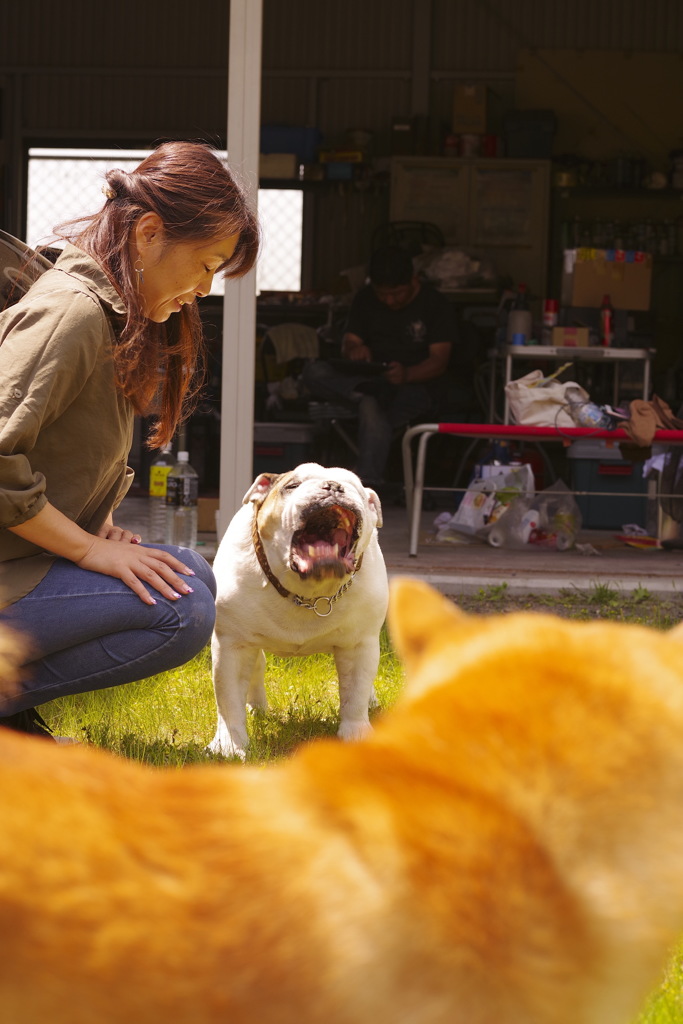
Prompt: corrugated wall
<box><xmin>2</xmin><ymin>0</ymin><xmax>683</xmax><ymax>282</ymax></box>
<box><xmin>5</xmin><ymin>0</ymin><xmax>682</xmax><ymax>138</ymax></box>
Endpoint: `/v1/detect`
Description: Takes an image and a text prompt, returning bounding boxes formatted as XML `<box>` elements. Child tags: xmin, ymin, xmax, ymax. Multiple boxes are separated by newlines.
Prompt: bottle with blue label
<box><xmin>565</xmin><ymin>386</ymin><xmax>613</xmax><ymax>429</ymax></box>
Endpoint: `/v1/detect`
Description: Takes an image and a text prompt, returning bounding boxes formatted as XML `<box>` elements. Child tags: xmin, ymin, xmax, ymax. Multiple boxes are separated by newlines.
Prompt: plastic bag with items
<box><xmin>438</xmin><ymin>463</ymin><xmax>535</xmax><ymax>541</ymax></box>
<box><xmin>487</xmin><ymin>479</ymin><xmax>582</xmax><ymax>550</ymax></box>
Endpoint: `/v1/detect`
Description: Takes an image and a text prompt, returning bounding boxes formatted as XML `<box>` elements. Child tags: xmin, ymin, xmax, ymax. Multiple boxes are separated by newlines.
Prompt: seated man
<box><xmin>303</xmin><ymin>245</ymin><xmax>457</xmax><ymax>490</ymax></box>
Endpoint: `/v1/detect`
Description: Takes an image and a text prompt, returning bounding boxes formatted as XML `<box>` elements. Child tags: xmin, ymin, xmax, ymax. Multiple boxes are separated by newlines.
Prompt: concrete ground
<box><xmin>118</xmin><ymin>495</ymin><xmax>683</xmax><ymax>598</ymax></box>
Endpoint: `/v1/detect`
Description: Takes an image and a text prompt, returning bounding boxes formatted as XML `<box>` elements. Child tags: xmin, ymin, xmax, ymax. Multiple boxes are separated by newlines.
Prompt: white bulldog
<box><xmin>209</xmin><ymin>463</ymin><xmax>389</xmax><ymax>759</ymax></box>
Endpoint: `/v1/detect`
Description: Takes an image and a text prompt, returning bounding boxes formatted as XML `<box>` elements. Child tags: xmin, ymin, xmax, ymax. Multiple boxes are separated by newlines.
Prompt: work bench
<box><xmin>401</xmin><ymin>422</ymin><xmax>683</xmax><ymax>557</ymax></box>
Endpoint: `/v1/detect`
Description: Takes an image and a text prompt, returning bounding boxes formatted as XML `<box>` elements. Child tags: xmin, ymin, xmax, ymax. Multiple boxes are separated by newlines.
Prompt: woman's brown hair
<box><xmin>60</xmin><ymin>141</ymin><xmax>259</xmax><ymax>447</ymax></box>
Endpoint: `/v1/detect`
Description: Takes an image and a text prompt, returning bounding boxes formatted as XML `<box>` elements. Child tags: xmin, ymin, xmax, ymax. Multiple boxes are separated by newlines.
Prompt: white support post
<box><xmin>218</xmin><ymin>0</ymin><xmax>263</xmax><ymax>538</ymax></box>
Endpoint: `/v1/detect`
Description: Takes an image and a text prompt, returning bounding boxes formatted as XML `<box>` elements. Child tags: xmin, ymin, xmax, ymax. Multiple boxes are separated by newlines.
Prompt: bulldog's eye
<box><xmin>283</xmin><ymin>479</ymin><xmax>300</xmax><ymax>490</ymax></box>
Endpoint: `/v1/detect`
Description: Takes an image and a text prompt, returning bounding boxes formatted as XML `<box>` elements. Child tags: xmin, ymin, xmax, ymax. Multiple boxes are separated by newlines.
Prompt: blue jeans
<box><xmin>0</xmin><ymin>545</ymin><xmax>216</xmax><ymax>716</ymax></box>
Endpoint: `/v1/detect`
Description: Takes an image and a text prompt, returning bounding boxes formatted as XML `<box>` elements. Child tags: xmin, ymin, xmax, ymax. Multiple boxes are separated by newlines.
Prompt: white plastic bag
<box><xmin>487</xmin><ymin>480</ymin><xmax>582</xmax><ymax>550</ymax></box>
<box><xmin>505</xmin><ymin>370</ymin><xmax>589</xmax><ymax>428</ymax></box>
<box><xmin>448</xmin><ymin>463</ymin><xmax>535</xmax><ymax>537</ymax></box>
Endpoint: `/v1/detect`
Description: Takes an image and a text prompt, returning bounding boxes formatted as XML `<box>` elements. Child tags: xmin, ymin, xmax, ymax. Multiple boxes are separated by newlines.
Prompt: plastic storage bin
<box><xmin>253</xmin><ymin>422</ymin><xmax>315</xmax><ymax>477</ymax></box>
<box><xmin>567</xmin><ymin>440</ymin><xmax>648</xmax><ymax>530</ymax></box>
<box><xmin>260</xmin><ymin>126</ymin><xmax>321</xmax><ymax>164</ymax></box>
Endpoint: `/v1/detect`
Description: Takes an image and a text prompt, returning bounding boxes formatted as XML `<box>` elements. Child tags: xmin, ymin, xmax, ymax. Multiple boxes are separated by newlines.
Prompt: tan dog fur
<box><xmin>2</xmin><ymin>579</ymin><xmax>683</xmax><ymax>1022</ymax></box>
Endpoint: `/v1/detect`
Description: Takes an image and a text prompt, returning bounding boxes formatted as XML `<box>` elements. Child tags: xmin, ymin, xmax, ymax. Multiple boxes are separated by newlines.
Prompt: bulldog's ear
<box><xmin>365</xmin><ymin>487</ymin><xmax>383</xmax><ymax>529</ymax></box>
<box><xmin>243</xmin><ymin>472</ymin><xmax>280</xmax><ymax>505</ymax></box>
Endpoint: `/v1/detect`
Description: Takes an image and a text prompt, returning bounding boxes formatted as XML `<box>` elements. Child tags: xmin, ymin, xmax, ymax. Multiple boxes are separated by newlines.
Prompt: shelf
<box><xmin>555</xmin><ymin>187</ymin><xmax>683</xmax><ymax>201</ymax></box>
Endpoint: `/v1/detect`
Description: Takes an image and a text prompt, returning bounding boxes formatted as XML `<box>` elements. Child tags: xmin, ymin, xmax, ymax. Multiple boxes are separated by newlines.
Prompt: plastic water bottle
<box><xmin>506</xmin><ymin>283</ymin><xmax>533</xmax><ymax>344</ymax></box>
<box><xmin>565</xmin><ymin>386</ymin><xmax>612</xmax><ymax>429</ymax></box>
<box><xmin>165</xmin><ymin>451</ymin><xmax>198</xmax><ymax>548</ymax></box>
<box><xmin>147</xmin><ymin>444</ymin><xmax>175</xmax><ymax>543</ymax></box>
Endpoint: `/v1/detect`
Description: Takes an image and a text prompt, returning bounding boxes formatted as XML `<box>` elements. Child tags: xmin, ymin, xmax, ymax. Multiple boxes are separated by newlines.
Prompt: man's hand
<box><xmin>385</xmin><ymin>361</ymin><xmax>407</xmax><ymax>385</ymax></box>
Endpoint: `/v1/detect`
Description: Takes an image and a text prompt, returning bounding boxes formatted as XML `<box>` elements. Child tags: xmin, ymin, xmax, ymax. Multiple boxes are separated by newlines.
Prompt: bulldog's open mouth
<box><xmin>289</xmin><ymin>503</ymin><xmax>360</xmax><ymax>579</ymax></box>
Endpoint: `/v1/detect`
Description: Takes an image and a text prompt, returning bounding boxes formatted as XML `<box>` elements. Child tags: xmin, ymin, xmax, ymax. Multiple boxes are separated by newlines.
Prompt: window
<box><xmin>26</xmin><ymin>147</ymin><xmax>303</xmax><ymax>294</ymax></box>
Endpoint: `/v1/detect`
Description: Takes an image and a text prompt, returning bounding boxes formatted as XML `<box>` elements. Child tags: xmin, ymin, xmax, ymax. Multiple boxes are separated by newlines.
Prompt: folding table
<box><xmin>401</xmin><ymin>422</ymin><xmax>683</xmax><ymax>557</ymax></box>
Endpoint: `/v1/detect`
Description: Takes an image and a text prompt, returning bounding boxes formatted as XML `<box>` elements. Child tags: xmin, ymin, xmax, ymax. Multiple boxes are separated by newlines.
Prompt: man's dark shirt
<box><xmin>345</xmin><ymin>282</ymin><xmax>457</xmax><ymax>367</ymax></box>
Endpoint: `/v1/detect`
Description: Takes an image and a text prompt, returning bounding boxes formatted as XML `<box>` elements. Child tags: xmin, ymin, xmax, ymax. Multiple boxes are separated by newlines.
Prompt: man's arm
<box><xmin>341</xmin><ymin>331</ymin><xmax>372</xmax><ymax>362</ymax></box>
<box><xmin>386</xmin><ymin>341</ymin><xmax>451</xmax><ymax>385</ymax></box>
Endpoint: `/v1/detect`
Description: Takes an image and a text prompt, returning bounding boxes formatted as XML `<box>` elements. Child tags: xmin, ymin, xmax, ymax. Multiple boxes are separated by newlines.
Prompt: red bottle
<box><xmin>600</xmin><ymin>294</ymin><xmax>614</xmax><ymax>347</ymax></box>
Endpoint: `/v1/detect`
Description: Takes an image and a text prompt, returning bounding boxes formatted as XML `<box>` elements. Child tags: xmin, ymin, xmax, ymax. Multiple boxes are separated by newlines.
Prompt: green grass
<box><xmin>637</xmin><ymin>951</ymin><xmax>683</xmax><ymax>1023</ymax></box>
<box><xmin>40</xmin><ymin>627</ymin><xmax>405</xmax><ymax>767</ymax></box>
<box><xmin>37</xmin><ymin>594</ymin><xmax>683</xmax><ymax>1023</ymax></box>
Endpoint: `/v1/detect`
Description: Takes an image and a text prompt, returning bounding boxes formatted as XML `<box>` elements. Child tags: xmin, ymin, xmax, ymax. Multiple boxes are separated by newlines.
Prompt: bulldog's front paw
<box><xmin>206</xmin><ymin>723</ymin><xmax>248</xmax><ymax>761</ymax></box>
<box><xmin>337</xmin><ymin>719</ymin><xmax>373</xmax><ymax>743</ymax></box>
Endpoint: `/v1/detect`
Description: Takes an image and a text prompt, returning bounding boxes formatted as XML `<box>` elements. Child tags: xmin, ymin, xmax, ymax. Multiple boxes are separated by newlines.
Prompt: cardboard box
<box><xmin>452</xmin><ymin>84</ymin><xmax>489</xmax><ymax>134</ymax></box>
<box><xmin>197</xmin><ymin>497</ymin><xmax>219</xmax><ymax>534</ymax></box>
<box><xmin>551</xmin><ymin>326</ymin><xmax>590</xmax><ymax>347</ymax></box>
<box><xmin>259</xmin><ymin>152</ymin><xmax>298</xmax><ymax>179</ymax></box>
<box><xmin>561</xmin><ymin>248</ymin><xmax>652</xmax><ymax>311</ymax></box>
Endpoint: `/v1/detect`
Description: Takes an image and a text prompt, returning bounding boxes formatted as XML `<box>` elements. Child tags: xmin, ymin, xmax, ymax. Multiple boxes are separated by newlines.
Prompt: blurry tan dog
<box><xmin>3</xmin><ymin>580</ymin><xmax>683</xmax><ymax>1023</ymax></box>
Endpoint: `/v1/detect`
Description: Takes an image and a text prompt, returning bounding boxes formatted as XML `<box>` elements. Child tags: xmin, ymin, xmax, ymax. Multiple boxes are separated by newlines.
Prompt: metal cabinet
<box><xmin>389</xmin><ymin>157</ymin><xmax>551</xmax><ymax>297</ymax></box>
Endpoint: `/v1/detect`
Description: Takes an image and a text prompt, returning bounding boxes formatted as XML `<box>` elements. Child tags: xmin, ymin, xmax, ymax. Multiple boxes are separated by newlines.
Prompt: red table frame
<box><xmin>401</xmin><ymin>422</ymin><xmax>683</xmax><ymax>557</ymax></box>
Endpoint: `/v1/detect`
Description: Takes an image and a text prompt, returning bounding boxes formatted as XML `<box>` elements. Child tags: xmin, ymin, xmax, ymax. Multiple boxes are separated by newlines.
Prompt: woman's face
<box><xmin>134</xmin><ymin>214</ymin><xmax>240</xmax><ymax>322</ymax></box>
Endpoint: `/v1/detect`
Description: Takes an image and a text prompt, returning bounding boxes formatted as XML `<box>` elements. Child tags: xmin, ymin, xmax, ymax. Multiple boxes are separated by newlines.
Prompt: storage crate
<box><xmin>260</xmin><ymin>126</ymin><xmax>321</xmax><ymax>165</ymax></box>
<box><xmin>567</xmin><ymin>440</ymin><xmax>648</xmax><ymax>529</ymax></box>
<box><xmin>253</xmin><ymin>422</ymin><xmax>315</xmax><ymax>477</ymax></box>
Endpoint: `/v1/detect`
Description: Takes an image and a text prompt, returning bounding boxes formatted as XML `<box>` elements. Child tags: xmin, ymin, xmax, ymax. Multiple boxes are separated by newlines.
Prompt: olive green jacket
<box><xmin>0</xmin><ymin>245</ymin><xmax>134</xmax><ymax>607</ymax></box>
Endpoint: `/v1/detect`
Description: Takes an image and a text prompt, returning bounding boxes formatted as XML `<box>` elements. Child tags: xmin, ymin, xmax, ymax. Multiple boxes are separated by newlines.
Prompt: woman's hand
<box><xmin>97</xmin><ymin>521</ymin><xmax>142</xmax><ymax>545</ymax></box>
<box><xmin>9</xmin><ymin>501</ymin><xmax>195</xmax><ymax>606</ymax></box>
<box><xmin>77</xmin><ymin>536</ymin><xmax>196</xmax><ymax>606</ymax></box>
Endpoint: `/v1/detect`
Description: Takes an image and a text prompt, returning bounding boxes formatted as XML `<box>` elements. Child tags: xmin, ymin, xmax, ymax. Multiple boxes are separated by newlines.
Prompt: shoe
<box><xmin>0</xmin><ymin>707</ymin><xmax>56</xmax><ymax>741</ymax></box>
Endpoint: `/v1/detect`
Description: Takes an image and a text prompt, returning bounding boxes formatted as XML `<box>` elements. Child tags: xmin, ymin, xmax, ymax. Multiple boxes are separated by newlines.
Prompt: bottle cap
<box><xmin>178</xmin><ymin>451</ymin><xmax>189</xmax><ymax>462</ymax></box>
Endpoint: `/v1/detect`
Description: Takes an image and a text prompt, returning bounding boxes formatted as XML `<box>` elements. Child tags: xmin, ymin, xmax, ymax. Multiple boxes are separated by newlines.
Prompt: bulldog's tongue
<box><xmin>291</xmin><ymin>532</ymin><xmax>354</xmax><ymax>578</ymax></box>
<box><xmin>290</xmin><ymin>504</ymin><xmax>358</xmax><ymax>578</ymax></box>
<box><xmin>330</xmin><ymin>527</ymin><xmax>349</xmax><ymax>548</ymax></box>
